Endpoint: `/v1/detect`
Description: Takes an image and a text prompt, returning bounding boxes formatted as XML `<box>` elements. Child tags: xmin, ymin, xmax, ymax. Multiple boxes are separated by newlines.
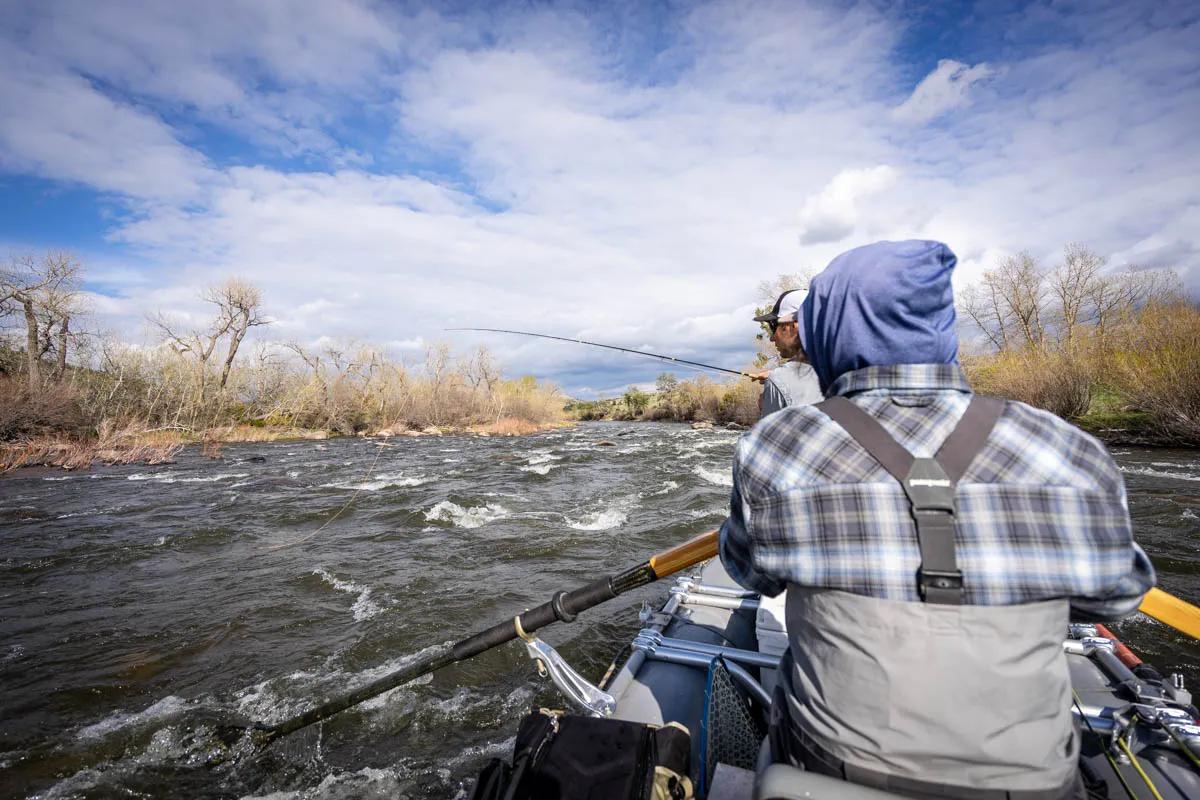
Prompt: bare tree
<box><xmin>211</xmin><ymin>279</ymin><xmax>268</xmax><ymax>391</ymax></box>
<box><xmin>960</xmin><ymin>276</ymin><xmax>1011</xmax><ymax>351</ymax></box>
<box><xmin>0</xmin><ymin>252</ymin><xmax>83</xmax><ymax>391</ymax></box>
<box><xmin>756</xmin><ymin>268</ymin><xmax>821</xmax><ymax>307</ymax></box>
<box><xmin>1050</xmin><ymin>243</ymin><xmax>1105</xmax><ymax>351</ymax></box>
<box><xmin>153</xmin><ymin>277</ymin><xmax>269</xmax><ymax>412</ymax></box>
<box><xmin>994</xmin><ymin>252</ymin><xmax>1047</xmax><ymax>349</ymax></box>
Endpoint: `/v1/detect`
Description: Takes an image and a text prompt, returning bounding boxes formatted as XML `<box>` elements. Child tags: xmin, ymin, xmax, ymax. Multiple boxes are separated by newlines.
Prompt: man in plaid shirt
<box><xmin>720</xmin><ymin>240</ymin><xmax>1153</xmax><ymax>798</ymax></box>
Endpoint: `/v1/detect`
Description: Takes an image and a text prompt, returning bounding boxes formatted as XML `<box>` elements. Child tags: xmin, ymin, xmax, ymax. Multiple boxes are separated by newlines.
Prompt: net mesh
<box><xmin>704</xmin><ymin>659</ymin><xmax>767</xmax><ymax>786</ymax></box>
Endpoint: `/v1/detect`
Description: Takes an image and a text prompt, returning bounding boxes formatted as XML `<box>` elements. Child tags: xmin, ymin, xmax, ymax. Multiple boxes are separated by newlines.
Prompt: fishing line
<box><xmin>264</xmin><ymin>439</ymin><xmax>387</xmax><ymax>553</ymax></box>
<box><xmin>447</xmin><ymin>327</ymin><xmax>760</xmax><ymax>380</ymax></box>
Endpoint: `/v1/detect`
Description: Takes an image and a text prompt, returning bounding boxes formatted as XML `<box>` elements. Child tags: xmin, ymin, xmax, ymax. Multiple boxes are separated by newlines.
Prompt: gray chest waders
<box><xmin>815</xmin><ymin>395</ymin><xmax>1005</xmax><ymax>605</ymax></box>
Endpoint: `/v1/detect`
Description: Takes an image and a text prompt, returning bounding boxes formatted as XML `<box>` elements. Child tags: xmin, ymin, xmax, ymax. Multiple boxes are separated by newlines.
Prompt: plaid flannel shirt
<box><xmin>719</xmin><ymin>364</ymin><xmax>1154</xmax><ymax>614</ymax></box>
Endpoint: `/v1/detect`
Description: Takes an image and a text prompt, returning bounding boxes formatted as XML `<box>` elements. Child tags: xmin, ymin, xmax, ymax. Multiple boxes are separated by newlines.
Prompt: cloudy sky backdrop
<box><xmin>1</xmin><ymin>0</ymin><xmax>1197</xmax><ymax>397</ymax></box>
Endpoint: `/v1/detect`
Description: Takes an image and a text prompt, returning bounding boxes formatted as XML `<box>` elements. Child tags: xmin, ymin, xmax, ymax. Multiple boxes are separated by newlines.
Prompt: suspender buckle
<box><xmin>918</xmin><ymin>568</ymin><xmax>964</xmax><ymax>604</ymax></box>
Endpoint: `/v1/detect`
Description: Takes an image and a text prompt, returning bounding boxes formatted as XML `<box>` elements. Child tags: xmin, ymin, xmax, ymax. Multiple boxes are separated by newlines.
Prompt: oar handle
<box><xmin>649</xmin><ymin>529</ymin><xmax>719</xmax><ymax>578</ymax></box>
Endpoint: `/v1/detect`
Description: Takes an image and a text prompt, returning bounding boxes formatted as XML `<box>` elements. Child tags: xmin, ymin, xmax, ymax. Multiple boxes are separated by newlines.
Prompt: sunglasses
<box><xmin>768</xmin><ymin>319</ymin><xmax>796</xmax><ymax>334</ymax></box>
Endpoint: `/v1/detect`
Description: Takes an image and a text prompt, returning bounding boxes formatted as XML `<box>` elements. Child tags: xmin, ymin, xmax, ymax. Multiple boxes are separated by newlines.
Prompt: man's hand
<box><xmin>749</xmin><ymin>369</ymin><xmax>770</xmax><ymax>383</ymax></box>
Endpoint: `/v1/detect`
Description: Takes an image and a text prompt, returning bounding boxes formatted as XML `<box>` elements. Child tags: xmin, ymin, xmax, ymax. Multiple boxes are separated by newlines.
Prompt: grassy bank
<box><xmin>1</xmin><ymin>341</ymin><xmax>568</xmax><ymax>471</ymax></box>
<box><xmin>964</xmin><ymin>302</ymin><xmax>1200</xmax><ymax>447</ymax></box>
<box><xmin>567</xmin><ymin>373</ymin><xmax>761</xmax><ymax>427</ymax></box>
<box><xmin>0</xmin><ymin>416</ymin><xmax>574</xmax><ymax>472</ymax></box>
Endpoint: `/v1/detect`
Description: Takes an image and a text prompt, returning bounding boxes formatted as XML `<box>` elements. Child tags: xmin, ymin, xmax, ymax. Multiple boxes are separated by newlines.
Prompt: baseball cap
<box><xmin>753</xmin><ymin>289</ymin><xmax>808</xmax><ymax>325</ymax></box>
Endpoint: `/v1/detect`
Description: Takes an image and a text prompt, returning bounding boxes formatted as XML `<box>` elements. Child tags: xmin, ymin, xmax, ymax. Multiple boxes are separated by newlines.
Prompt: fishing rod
<box><xmin>446</xmin><ymin>328</ymin><xmax>761</xmax><ymax>381</ymax></box>
<box><xmin>222</xmin><ymin>530</ymin><xmax>721</xmax><ymax>749</ymax></box>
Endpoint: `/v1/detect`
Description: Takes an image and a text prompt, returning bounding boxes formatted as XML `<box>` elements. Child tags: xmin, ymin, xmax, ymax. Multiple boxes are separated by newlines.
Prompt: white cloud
<box><xmin>795</xmin><ymin>166</ymin><xmax>899</xmax><ymax>245</ymax></box>
<box><xmin>893</xmin><ymin>59</ymin><xmax>996</xmax><ymax>124</ymax></box>
<box><xmin>0</xmin><ymin>49</ymin><xmax>214</xmax><ymax>201</ymax></box>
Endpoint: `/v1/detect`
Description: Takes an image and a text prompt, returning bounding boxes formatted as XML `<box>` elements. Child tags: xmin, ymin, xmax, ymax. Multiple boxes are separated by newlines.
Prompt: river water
<box><xmin>2</xmin><ymin>422</ymin><xmax>1199</xmax><ymax>799</ymax></box>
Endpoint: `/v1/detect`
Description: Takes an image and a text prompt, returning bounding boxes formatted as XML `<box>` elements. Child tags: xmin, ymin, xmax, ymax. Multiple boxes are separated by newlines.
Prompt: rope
<box><xmin>1117</xmin><ymin>734</ymin><xmax>1164</xmax><ymax>800</ymax></box>
<box><xmin>1073</xmin><ymin>691</ymin><xmax>1139</xmax><ymax>800</ymax></box>
<box><xmin>264</xmin><ymin>438</ymin><xmax>386</xmax><ymax>553</ymax></box>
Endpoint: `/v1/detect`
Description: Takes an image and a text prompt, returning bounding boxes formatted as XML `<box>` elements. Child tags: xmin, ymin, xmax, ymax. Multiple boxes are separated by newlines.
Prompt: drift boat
<box><xmin>481</xmin><ymin>557</ymin><xmax>1200</xmax><ymax>799</ymax></box>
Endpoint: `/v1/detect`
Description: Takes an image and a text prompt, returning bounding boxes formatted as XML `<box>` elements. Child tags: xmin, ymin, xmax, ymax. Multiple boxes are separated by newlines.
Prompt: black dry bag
<box><xmin>470</xmin><ymin>709</ymin><xmax>693</xmax><ymax>800</ymax></box>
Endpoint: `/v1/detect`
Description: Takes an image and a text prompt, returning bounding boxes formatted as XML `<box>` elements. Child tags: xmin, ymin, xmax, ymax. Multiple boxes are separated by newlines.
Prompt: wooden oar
<box><xmin>232</xmin><ymin>530</ymin><xmax>720</xmax><ymax>748</ymax></box>
<box><xmin>227</xmin><ymin>529</ymin><xmax>1198</xmax><ymax>750</ymax></box>
<box><xmin>1140</xmin><ymin>587</ymin><xmax>1200</xmax><ymax>640</ymax></box>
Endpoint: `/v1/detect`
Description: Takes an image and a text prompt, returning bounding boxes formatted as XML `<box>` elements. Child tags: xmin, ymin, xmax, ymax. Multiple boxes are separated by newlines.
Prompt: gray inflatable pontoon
<box><xmin>581</xmin><ymin>559</ymin><xmax>1200</xmax><ymax>799</ymax></box>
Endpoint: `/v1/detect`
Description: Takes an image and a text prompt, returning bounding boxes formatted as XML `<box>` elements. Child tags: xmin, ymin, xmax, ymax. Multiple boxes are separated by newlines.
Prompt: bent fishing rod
<box><xmin>232</xmin><ymin>529</ymin><xmax>721</xmax><ymax>749</ymax></box>
<box><xmin>446</xmin><ymin>327</ymin><xmax>761</xmax><ymax>380</ymax></box>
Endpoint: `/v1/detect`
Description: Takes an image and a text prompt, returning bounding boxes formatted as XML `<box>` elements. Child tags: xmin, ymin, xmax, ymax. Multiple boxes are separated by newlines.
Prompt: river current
<box><xmin>2</xmin><ymin>422</ymin><xmax>1199</xmax><ymax>798</ymax></box>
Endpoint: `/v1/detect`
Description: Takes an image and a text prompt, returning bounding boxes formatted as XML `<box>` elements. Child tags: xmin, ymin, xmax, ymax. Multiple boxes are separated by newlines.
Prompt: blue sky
<box><xmin>1</xmin><ymin>0</ymin><xmax>1197</xmax><ymax>397</ymax></box>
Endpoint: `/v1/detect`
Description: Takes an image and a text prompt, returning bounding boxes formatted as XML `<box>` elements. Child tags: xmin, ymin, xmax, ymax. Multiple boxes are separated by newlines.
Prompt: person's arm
<box><xmin>1069</xmin><ymin>543</ymin><xmax>1155</xmax><ymax>621</ymax></box>
<box><xmin>719</xmin><ymin>459</ymin><xmax>786</xmax><ymax>597</ymax></box>
<box><xmin>759</xmin><ymin>375</ymin><xmax>787</xmax><ymax>418</ymax></box>
<box><xmin>1067</xmin><ymin>443</ymin><xmax>1156</xmax><ymax>620</ymax></box>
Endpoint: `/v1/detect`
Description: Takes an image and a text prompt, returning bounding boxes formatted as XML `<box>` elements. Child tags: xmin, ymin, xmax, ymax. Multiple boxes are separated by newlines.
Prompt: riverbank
<box><xmin>0</xmin><ymin>417</ymin><xmax>575</xmax><ymax>472</ymax></box>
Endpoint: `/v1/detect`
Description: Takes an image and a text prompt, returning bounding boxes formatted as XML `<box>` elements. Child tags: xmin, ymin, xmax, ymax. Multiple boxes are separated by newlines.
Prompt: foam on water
<box><xmin>312</xmin><ymin>568</ymin><xmax>384</xmax><ymax>622</ymax></box>
<box><xmin>126</xmin><ymin>472</ymin><xmax>249</xmax><ymax>483</ymax></box>
<box><xmin>241</xmin><ymin>765</ymin><xmax>415</xmax><ymax>800</ymax></box>
<box><xmin>77</xmin><ymin>695</ymin><xmax>189</xmax><ymax>741</ymax></box>
<box><xmin>564</xmin><ymin>492</ymin><xmax>641</xmax><ymax>530</ymax></box>
<box><xmin>694</xmin><ymin>465</ymin><xmax>733</xmax><ymax>486</ymax></box>
<box><xmin>565</xmin><ymin>507</ymin><xmax>628</xmax><ymax>530</ymax></box>
<box><xmin>322</xmin><ymin>471</ymin><xmax>431</xmax><ymax>491</ymax></box>
<box><xmin>1121</xmin><ymin>465</ymin><xmax>1200</xmax><ymax>483</ymax></box>
<box><xmin>644</xmin><ymin>480</ymin><xmax>679</xmax><ymax>497</ymax></box>
<box><xmin>519</xmin><ymin>463</ymin><xmax>558</xmax><ymax>475</ymax></box>
<box><xmin>424</xmin><ymin>500</ymin><xmax>510</xmax><ymax>528</ymax></box>
<box><xmin>1184</xmin><ymin>509</ymin><xmax>1199</xmax><ymax>520</ymax></box>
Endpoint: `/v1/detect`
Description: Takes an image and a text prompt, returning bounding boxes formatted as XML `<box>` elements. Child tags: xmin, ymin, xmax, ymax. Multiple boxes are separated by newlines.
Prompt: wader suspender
<box><xmin>816</xmin><ymin>395</ymin><xmax>1005</xmax><ymax>605</ymax></box>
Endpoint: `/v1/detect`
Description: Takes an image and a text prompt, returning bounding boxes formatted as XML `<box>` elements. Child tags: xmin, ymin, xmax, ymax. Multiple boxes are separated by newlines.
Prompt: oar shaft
<box><xmin>261</xmin><ymin>646</ymin><xmax>456</xmax><ymax>742</ymax></box>
<box><xmin>257</xmin><ymin>530</ymin><xmax>720</xmax><ymax>745</ymax></box>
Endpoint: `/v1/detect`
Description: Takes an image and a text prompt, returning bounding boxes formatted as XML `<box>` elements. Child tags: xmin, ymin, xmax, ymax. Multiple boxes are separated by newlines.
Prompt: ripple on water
<box><xmin>312</xmin><ymin>568</ymin><xmax>384</xmax><ymax>622</ymax></box>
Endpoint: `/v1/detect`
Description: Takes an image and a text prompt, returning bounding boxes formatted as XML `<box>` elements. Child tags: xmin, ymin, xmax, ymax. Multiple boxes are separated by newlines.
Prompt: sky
<box><xmin>1</xmin><ymin>0</ymin><xmax>1197</xmax><ymax>398</ymax></box>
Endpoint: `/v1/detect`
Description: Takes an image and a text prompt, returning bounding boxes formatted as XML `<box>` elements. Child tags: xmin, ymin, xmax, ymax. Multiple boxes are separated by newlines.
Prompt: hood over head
<box><xmin>798</xmin><ymin>240</ymin><xmax>959</xmax><ymax>392</ymax></box>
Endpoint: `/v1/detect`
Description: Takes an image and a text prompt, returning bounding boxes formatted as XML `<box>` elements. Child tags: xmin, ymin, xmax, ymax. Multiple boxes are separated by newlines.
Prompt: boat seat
<box><xmin>756</xmin><ymin>764</ymin><xmax>906</xmax><ymax>800</ymax></box>
<box><xmin>755</xmin><ymin>738</ymin><xmax>904</xmax><ymax>800</ymax></box>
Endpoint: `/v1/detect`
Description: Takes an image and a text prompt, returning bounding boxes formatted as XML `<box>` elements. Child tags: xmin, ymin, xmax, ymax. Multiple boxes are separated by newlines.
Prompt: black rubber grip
<box><xmin>561</xmin><ymin>578</ymin><xmax>617</xmax><ymax>614</ymax></box>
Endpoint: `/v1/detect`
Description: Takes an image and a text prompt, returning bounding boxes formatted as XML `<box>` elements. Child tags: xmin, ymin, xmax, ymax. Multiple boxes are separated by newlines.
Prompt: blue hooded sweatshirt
<box><xmin>798</xmin><ymin>240</ymin><xmax>959</xmax><ymax>393</ymax></box>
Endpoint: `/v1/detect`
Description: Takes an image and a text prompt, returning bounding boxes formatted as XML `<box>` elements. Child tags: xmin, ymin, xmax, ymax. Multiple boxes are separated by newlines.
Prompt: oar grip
<box><xmin>649</xmin><ymin>530</ymin><xmax>719</xmax><ymax>578</ymax></box>
<box><xmin>452</xmin><ymin>578</ymin><xmax>621</xmax><ymax>661</ymax></box>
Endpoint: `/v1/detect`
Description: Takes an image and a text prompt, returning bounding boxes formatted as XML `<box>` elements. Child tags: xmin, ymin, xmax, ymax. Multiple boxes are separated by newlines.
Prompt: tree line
<box><xmin>1</xmin><ymin>253</ymin><xmax>565</xmax><ymax>468</ymax></box>
<box><xmin>957</xmin><ymin>244</ymin><xmax>1197</xmax><ymax>444</ymax></box>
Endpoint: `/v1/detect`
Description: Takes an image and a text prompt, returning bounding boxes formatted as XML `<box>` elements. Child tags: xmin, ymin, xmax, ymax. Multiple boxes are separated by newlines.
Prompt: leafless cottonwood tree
<box><xmin>961</xmin><ymin>244</ymin><xmax>1185</xmax><ymax>353</ymax></box>
<box><xmin>1</xmin><ymin>252</ymin><xmax>83</xmax><ymax>390</ymax></box>
<box><xmin>152</xmin><ymin>278</ymin><xmax>269</xmax><ymax>418</ymax></box>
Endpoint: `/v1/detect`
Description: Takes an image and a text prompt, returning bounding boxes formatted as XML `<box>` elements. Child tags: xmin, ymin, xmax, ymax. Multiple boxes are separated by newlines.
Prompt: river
<box><xmin>2</xmin><ymin>422</ymin><xmax>1199</xmax><ymax>798</ymax></box>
